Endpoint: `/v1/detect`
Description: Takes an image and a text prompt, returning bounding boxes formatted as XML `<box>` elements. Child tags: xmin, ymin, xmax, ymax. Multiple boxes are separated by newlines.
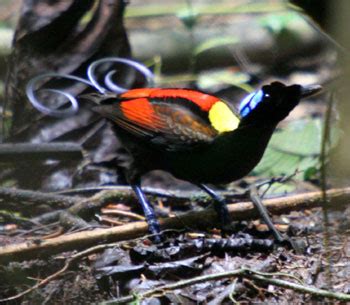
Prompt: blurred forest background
<box><xmin>0</xmin><ymin>0</ymin><xmax>350</xmax><ymax>304</ymax></box>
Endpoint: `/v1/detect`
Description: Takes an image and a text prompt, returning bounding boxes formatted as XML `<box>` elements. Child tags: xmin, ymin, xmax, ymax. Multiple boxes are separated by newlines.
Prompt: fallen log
<box><xmin>0</xmin><ymin>143</ymin><xmax>83</xmax><ymax>162</ymax></box>
<box><xmin>0</xmin><ymin>187</ymin><xmax>349</xmax><ymax>264</ymax></box>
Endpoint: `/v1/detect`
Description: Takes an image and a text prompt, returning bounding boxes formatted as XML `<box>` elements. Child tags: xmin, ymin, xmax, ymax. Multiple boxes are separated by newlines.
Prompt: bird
<box><xmin>86</xmin><ymin>81</ymin><xmax>321</xmax><ymax>241</ymax></box>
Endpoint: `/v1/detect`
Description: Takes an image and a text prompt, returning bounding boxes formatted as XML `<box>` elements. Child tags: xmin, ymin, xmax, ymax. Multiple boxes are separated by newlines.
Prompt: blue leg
<box><xmin>131</xmin><ymin>183</ymin><xmax>162</xmax><ymax>243</ymax></box>
<box><xmin>198</xmin><ymin>184</ymin><xmax>232</xmax><ymax>229</ymax></box>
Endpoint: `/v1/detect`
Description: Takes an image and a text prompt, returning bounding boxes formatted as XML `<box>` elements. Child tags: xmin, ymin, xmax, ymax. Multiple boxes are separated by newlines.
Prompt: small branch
<box><xmin>113</xmin><ymin>269</ymin><xmax>246</xmax><ymax>304</ymax></box>
<box><xmin>109</xmin><ymin>268</ymin><xmax>350</xmax><ymax>304</ymax></box>
<box><xmin>0</xmin><ymin>188</ymin><xmax>81</xmax><ymax>212</ymax></box>
<box><xmin>59</xmin><ymin>211</ymin><xmax>90</xmax><ymax>229</ymax></box>
<box><xmin>0</xmin><ymin>258</ymin><xmax>71</xmax><ymax>303</ymax></box>
<box><xmin>0</xmin><ymin>142</ymin><xmax>83</xmax><ymax>162</ymax></box>
<box><xmin>66</xmin><ymin>189</ymin><xmax>138</xmax><ymax>218</ymax></box>
<box><xmin>57</xmin><ymin>185</ymin><xmax>245</xmax><ymax>202</ymax></box>
<box><xmin>0</xmin><ymin>241</ymin><xmax>126</xmax><ymax>303</ymax></box>
<box><xmin>244</xmin><ymin>269</ymin><xmax>350</xmax><ymax>301</ymax></box>
<box><xmin>1</xmin><ymin>187</ymin><xmax>350</xmax><ymax>264</ymax></box>
<box><xmin>0</xmin><ymin>234</ymin><xmax>163</xmax><ymax>303</ymax></box>
<box><xmin>101</xmin><ymin>208</ymin><xmax>145</xmax><ymax>221</ymax></box>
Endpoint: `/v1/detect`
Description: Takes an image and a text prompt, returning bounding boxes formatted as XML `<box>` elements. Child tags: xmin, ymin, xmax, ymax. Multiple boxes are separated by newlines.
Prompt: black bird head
<box><xmin>239</xmin><ymin>81</ymin><xmax>322</xmax><ymax>126</ymax></box>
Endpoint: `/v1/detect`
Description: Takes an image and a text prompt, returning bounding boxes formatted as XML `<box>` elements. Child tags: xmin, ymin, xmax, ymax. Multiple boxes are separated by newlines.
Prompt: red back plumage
<box><xmin>120</xmin><ymin>88</ymin><xmax>219</xmax><ymax>112</ymax></box>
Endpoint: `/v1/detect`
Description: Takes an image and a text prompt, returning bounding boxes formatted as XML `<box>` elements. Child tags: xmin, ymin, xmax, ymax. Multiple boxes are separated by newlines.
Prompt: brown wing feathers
<box><xmin>93</xmin><ymin>92</ymin><xmax>218</xmax><ymax>149</ymax></box>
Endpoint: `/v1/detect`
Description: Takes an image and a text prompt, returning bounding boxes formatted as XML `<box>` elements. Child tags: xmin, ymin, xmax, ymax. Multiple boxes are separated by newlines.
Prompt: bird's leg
<box><xmin>197</xmin><ymin>184</ymin><xmax>232</xmax><ymax>232</ymax></box>
<box><xmin>249</xmin><ymin>185</ymin><xmax>303</xmax><ymax>253</ymax></box>
<box><xmin>249</xmin><ymin>184</ymin><xmax>284</xmax><ymax>242</ymax></box>
<box><xmin>131</xmin><ymin>183</ymin><xmax>162</xmax><ymax>243</ymax></box>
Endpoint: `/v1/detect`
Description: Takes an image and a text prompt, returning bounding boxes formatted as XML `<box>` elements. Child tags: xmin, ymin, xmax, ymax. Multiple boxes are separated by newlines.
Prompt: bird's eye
<box><xmin>239</xmin><ymin>89</ymin><xmax>264</xmax><ymax>117</ymax></box>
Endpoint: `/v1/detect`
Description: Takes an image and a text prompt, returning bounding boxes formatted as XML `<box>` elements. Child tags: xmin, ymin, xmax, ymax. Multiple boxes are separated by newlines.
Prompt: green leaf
<box><xmin>254</xmin><ymin>118</ymin><xmax>339</xmax><ymax>179</ymax></box>
<box><xmin>259</xmin><ymin>11</ymin><xmax>301</xmax><ymax>35</ymax></box>
<box><xmin>177</xmin><ymin>8</ymin><xmax>199</xmax><ymax>29</ymax></box>
<box><xmin>269</xmin><ymin>119</ymin><xmax>322</xmax><ymax>156</ymax></box>
<box><xmin>303</xmin><ymin>166</ymin><xmax>318</xmax><ymax>180</ymax></box>
<box><xmin>194</xmin><ymin>36</ymin><xmax>239</xmax><ymax>56</ymax></box>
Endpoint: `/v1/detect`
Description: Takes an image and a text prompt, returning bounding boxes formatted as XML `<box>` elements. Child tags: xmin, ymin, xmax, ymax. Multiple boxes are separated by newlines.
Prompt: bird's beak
<box><xmin>300</xmin><ymin>84</ymin><xmax>322</xmax><ymax>98</ymax></box>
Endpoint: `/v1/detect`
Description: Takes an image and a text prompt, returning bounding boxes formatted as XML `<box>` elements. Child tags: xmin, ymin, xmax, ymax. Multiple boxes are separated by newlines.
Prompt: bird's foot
<box><xmin>150</xmin><ymin>233</ymin><xmax>164</xmax><ymax>244</ymax></box>
<box><xmin>146</xmin><ymin>214</ymin><xmax>164</xmax><ymax>244</ymax></box>
<box><xmin>220</xmin><ymin>222</ymin><xmax>239</xmax><ymax>237</ymax></box>
<box><xmin>213</xmin><ymin>199</ymin><xmax>235</xmax><ymax>236</ymax></box>
<box><xmin>275</xmin><ymin>237</ymin><xmax>306</xmax><ymax>254</ymax></box>
<box><xmin>197</xmin><ymin>184</ymin><xmax>234</xmax><ymax>235</ymax></box>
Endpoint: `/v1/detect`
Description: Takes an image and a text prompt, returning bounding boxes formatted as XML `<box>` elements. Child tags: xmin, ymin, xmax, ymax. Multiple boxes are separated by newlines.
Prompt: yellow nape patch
<box><xmin>209</xmin><ymin>101</ymin><xmax>240</xmax><ymax>133</ymax></box>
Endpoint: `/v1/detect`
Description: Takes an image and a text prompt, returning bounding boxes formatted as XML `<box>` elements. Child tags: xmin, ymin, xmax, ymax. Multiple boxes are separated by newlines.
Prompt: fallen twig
<box><xmin>106</xmin><ymin>267</ymin><xmax>350</xmax><ymax>304</ymax></box>
<box><xmin>0</xmin><ymin>187</ymin><xmax>350</xmax><ymax>264</ymax></box>
<box><xmin>0</xmin><ymin>142</ymin><xmax>83</xmax><ymax>162</ymax></box>
<box><xmin>0</xmin><ymin>241</ymin><xmax>126</xmax><ymax>303</ymax></box>
<box><xmin>0</xmin><ymin>231</ymin><xmax>175</xmax><ymax>303</ymax></box>
<box><xmin>101</xmin><ymin>208</ymin><xmax>145</xmax><ymax>221</ymax></box>
<box><xmin>56</xmin><ymin>185</ymin><xmax>247</xmax><ymax>202</ymax></box>
<box><xmin>0</xmin><ymin>187</ymin><xmax>81</xmax><ymax>212</ymax></box>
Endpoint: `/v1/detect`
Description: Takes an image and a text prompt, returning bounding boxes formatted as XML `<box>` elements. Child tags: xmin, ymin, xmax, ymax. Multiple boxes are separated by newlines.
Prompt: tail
<box><xmin>79</xmin><ymin>92</ymin><xmax>120</xmax><ymax>105</ymax></box>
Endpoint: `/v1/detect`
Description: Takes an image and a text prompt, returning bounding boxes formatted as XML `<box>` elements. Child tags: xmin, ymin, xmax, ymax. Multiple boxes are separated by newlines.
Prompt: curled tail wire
<box><xmin>25</xmin><ymin>57</ymin><xmax>155</xmax><ymax>118</ymax></box>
